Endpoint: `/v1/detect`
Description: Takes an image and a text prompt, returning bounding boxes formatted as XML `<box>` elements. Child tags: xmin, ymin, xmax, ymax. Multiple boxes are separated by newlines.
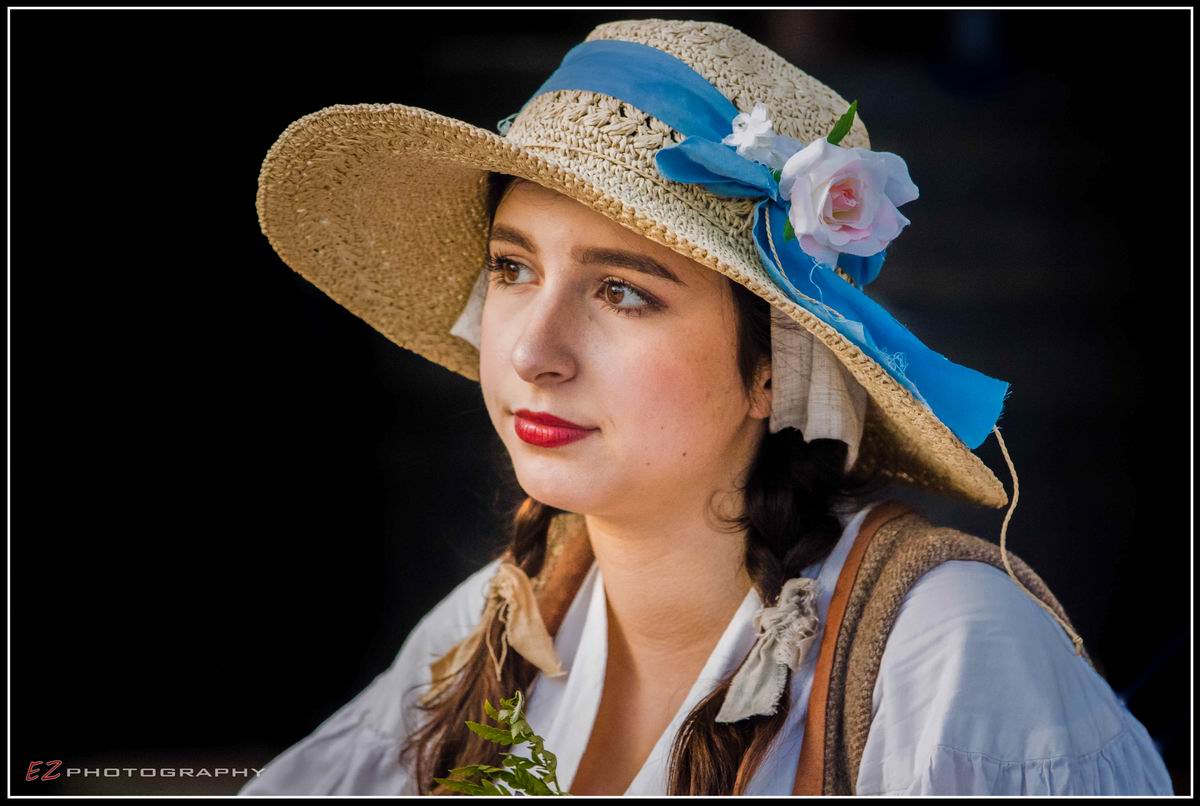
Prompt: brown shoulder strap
<box><xmin>531</xmin><ymin>511</ymin><xmax>596</xmax><ymax>636</ymax></box>
<box><xmin>792</xmin><ymin>498</ymin><xmax>914</xmax><ymax>795</ymax></box>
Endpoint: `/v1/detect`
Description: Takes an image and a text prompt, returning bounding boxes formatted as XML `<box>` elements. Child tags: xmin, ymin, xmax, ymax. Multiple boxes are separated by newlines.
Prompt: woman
<box><xmin>242</xmin><ymin>19</ymin><xmax>1172</xmax><ymax>795</ymax></box>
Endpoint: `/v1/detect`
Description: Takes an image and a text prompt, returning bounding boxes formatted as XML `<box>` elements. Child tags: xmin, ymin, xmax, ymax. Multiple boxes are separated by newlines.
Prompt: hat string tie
<box><xmin>993</xmin><ymin>426</ymin><xmax>1085</xmax><ymax>656</ymax></box>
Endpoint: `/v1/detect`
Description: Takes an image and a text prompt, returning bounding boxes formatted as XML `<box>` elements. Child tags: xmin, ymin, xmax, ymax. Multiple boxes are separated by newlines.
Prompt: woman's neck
<box><xmin>583</xmin><ymin>506</ymin><xmax>755</xmax><ymax>679</ymax></box>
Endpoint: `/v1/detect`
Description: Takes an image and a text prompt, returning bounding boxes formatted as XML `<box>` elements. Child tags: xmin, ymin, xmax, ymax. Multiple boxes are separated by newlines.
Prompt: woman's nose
<box><xmin>509</xmin><ymin>280</ymin><xmax>583</xmax><ymax>386</ymax></box>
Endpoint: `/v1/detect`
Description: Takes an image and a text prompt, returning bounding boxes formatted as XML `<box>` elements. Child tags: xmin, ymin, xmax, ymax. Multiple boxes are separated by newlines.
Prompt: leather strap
<box><xmin>534</xmin><ymin>512</ymin><xmax>596</xmax><ymax>636</ymax></box>
<box><xmin>792</xmin><ymin>498</ymin><xmax>914</xmax><ymax>795</ymax></box>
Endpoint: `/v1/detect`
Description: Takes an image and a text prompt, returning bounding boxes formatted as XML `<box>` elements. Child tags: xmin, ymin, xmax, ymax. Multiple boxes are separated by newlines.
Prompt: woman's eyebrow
<box><xmin>489</xmin><ymin>223</ymin><xmax>686</xmax><ymax>287</ymax></box>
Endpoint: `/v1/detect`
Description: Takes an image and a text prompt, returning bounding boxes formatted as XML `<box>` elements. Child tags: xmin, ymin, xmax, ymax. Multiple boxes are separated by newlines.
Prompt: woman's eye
<box><xmin>484</xmin><ymin>256</ymin><xmax>661</xmax><ymax>318</ymax></box>
<box><xmin>485</xmin><ymin>256</ymin><xmax>531</xmax><ymax>287</ymax></box>
<box><xmin>598</xmin><ymin>278</ymin><xmax>657</xmax><ymax>317</ymax></box>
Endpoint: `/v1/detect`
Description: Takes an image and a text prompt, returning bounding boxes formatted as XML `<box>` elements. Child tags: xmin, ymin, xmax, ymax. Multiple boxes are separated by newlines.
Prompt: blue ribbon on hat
<box><xmin>497</xmin><ymin>39</ymin><xmax>1009</xmax><ymax>450</ymax></box>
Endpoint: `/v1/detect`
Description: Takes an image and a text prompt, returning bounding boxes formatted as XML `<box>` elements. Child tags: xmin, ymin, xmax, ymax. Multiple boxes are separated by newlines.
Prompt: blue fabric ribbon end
<box><xmin>654</xmin><ymin>139</ymin><xmax>1009</xmax><ymax>450</ymax></box>
<box><xmin>749</xmin><ymin>196</ymin><xmax>1010</xmax><ymax>450</ymax></box>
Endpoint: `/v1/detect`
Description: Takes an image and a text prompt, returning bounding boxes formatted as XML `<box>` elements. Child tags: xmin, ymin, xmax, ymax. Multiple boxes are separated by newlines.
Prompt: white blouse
<box><xmin>239</xmin><ymin>501</ymin><xmax>1173</xmax><ymax>796</ymax></box>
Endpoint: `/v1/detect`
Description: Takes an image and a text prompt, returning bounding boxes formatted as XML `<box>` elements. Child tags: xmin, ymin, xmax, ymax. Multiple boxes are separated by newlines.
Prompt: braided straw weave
<box><xmin>255</xmin><ymin>18</ymin><xmax>1008</xmax><ymax>508</ymax></box>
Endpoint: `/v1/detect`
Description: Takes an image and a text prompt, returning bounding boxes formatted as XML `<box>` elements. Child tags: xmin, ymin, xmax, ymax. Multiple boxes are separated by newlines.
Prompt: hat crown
<box><xmin>503</xmin><ymin>18</ymin><xmax>870</xmax><ymax>163</ymax></box>
<box><xmin>500</xmin><ymin>18</ymin><xmax>869</xmax><ymax>242</ymax></box>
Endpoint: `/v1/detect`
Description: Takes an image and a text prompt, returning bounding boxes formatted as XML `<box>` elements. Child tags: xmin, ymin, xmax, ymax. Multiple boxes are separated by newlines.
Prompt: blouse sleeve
<box><xmin>238</xmin><ymin>556</ymin><xmax>503</xmax><ymax>796</ymax></box>
<box><xmin>854</xmin><ymin>560</ymin><xmax>1174</xmax><ymax>796</ymax></box>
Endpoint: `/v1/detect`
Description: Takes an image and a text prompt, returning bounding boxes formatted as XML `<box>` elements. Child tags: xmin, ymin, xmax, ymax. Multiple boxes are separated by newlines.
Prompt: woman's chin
<box><xmin>511</xmin><ymin>467</ymin><xmax>606</xmax><ymax>514</ymax></box>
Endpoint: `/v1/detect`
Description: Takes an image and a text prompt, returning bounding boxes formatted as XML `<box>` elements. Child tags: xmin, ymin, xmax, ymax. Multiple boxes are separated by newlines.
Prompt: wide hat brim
<box><xmin>255</xmin><ymin>101</ymin><xmax>1008</xmax><ymax>508</ymax></box>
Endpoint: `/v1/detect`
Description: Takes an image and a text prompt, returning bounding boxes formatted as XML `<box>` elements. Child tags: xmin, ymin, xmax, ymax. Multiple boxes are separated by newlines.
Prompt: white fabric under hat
<box><xmin>450</xmin><ymin>268</ymin><xmax>866</xmax><ymax>472</ymax></box>
<box><xmin>768</xmin><ymin>306</ymin><xmax>867</xmax><ymax>471</ymax></box>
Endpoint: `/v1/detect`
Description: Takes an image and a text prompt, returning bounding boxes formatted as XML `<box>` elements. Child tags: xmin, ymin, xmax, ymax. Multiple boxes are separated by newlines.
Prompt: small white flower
<box><xmin>724</xmin><ymin>102</ymin><xmax>774</xmax><ymax>147</ymax></box>
<box><xmin>723</xmin><ymin>102</ymin><xmax>806</xmax><ymax>172</ymax></box>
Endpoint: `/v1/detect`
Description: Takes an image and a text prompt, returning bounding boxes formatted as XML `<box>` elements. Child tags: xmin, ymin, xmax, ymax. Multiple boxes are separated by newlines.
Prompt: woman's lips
<box><xmin>513</xmin><ymin>410</ymin><xmax>598</xmax><ymax>448</ymax></box>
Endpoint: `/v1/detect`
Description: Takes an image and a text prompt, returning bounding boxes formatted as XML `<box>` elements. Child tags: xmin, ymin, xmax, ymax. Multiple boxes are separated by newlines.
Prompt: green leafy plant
<box><xmin>433</xmin><ymin>690</ymin><xmax>570</xmax><ymax>796</ymax></box>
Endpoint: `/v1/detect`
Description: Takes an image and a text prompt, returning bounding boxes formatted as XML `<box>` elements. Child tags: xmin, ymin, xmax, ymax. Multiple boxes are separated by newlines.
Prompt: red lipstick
<box><xmin>513</xmin><ymin>409</ymin><xmax>598</xmax><ymax>448</ymax></box>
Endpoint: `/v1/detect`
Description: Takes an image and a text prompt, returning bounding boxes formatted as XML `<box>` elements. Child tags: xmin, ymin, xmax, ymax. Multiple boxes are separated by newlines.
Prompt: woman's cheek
<box><xmin>644</xmin><ymin>355</ymin><xmax>718</xmax><ymax>438</ymax></box>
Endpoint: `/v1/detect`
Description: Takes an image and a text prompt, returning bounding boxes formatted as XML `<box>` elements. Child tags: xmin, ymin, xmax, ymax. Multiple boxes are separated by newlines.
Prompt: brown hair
<box><xmin>398</xmin><ymin>173</ymin><xmax>891</xmax><ymax>794</ymax></box>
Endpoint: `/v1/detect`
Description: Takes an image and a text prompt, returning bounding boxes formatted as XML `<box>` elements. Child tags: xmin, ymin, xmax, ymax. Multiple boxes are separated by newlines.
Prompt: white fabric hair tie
<box><xmin>450</xmin><ymin>268</ymin><xmax>868</xmax><ymax>471</ymax></box>
<box><xmin>715</xmin><ymin>576</ymin><xmax>821</xmax><ymax>723</ymax></box>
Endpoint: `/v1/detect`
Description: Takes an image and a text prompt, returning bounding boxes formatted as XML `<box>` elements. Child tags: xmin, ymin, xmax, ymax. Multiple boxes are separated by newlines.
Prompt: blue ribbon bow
<box><xmin>497</xmin><ymin>39</ymin><xmax>1008</xmax><ymax>450</ymax></box>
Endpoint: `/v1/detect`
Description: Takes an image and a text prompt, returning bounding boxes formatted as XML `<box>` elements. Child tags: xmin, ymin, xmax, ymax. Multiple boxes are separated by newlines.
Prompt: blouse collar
<box><xmin>521</xmin><ymin>499</ymin><xmax>883</xmax><ymax>794</ymax></box>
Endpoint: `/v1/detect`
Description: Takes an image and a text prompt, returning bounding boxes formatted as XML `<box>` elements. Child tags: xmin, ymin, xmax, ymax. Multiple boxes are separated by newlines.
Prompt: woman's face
<box><xmin>479</xmin><ymin>179</ymin><xmax>771</xmax><ymax>522</ymax></box>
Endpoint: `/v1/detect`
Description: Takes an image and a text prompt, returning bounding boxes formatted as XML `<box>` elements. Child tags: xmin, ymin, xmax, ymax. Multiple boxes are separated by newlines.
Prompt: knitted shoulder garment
<box><xmin>802</xmin><ymin>500</ymin><xmax>1094</xmax><ymax>794</ymax></box>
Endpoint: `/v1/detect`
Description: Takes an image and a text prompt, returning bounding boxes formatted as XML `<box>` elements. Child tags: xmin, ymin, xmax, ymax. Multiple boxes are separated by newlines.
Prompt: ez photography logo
<box><xmin>26</xmin><ymin>760</ymin><xmax>262</xmax><ymax>781</ymax></box>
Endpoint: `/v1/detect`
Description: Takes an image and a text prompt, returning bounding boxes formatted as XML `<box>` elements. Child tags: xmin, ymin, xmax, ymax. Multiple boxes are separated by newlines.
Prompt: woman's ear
<box><xmin>749</xmin><ymin>355</ymin><xmax>772</xmax><ymax>421</ymax></box>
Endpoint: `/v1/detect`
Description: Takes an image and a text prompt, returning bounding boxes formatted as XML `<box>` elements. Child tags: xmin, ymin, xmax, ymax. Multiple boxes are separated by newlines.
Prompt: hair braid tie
<box><xmin>715</xmin><ymin>576</ymin><xmax>821</xmax><ymax>723</ymax></box>
<box><xmin>419</xmin><ymin>561</ymin><xmax>567</xmax><ymax>708</ymax></box>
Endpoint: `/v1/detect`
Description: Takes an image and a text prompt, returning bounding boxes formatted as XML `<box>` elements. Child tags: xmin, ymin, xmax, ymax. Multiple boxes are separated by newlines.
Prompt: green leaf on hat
<box><xmin>783</xmin><ymin>217</ymin><xmax>796</xmax><ymax>242</ymax></box>
<box><xmin>826</xmin><ymin>100</ymin><xmax>858</xmax><ymax>146</ymax></box>
<box><xmin>771</xmin><ymin>168</ymin><xmax>782</xmax><ymax>183</ymax></box>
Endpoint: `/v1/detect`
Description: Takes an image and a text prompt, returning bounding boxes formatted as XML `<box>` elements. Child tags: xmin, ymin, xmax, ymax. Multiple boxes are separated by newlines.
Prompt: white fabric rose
<box><xmin>778</xmin><ymin>137</ymin><xmax>920</xmax><ymax>270</ymax></box>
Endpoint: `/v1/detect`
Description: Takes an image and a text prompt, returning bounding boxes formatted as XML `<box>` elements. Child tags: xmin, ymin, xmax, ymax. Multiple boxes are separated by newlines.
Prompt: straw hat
<box><xmin>255</xmin><ymin>18</ymin><xmax>1012</xmax><ymax>508</ymax></box>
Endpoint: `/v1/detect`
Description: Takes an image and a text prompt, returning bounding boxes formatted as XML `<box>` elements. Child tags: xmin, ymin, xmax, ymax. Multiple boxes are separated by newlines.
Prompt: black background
<box><xmin>11</xmin><ymin>8</ymin><xmax>1191</xmax><ymax>796</ymax></box>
